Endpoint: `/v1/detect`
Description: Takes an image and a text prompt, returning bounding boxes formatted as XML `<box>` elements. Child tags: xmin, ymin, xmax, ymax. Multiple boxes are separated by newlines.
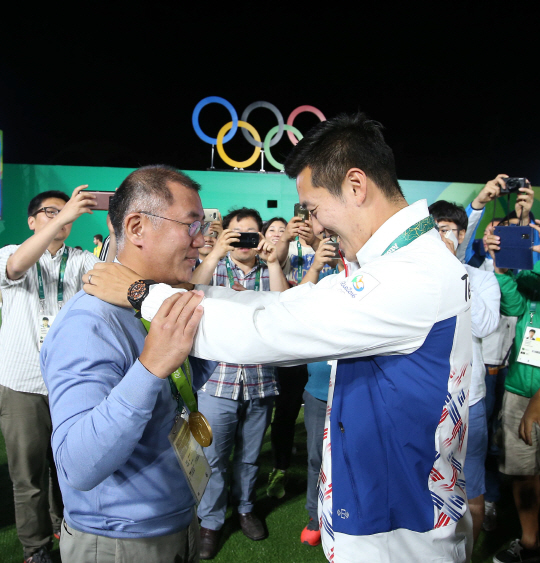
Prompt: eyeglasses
<box><xmin>138</xmin><ymin>211</ymin><xmax>211</xmax><ymax>237</ymax></box>
<box><xmin>33</xmin><ymin>207</ymin><xmax>61</xmax><ymax>218</ymax></box>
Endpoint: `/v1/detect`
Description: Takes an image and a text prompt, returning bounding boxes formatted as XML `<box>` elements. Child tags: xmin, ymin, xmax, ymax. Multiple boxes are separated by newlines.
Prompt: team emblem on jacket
<box><xmin>351</xmin><ymin>275</ymin><xmax>364</xmax><ymax>292</ymax></box>
<box><xmin>337</xmin><ymin>508</ymin><xmax>349</xmax><ymax>519</ymax></box>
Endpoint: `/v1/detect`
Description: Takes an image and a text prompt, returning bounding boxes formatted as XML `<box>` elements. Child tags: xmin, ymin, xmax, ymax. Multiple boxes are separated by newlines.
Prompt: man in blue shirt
<box><xmin>41</xmin><ymin>165</ymin><xmax>216</xmax><ymax>563</ymax></box>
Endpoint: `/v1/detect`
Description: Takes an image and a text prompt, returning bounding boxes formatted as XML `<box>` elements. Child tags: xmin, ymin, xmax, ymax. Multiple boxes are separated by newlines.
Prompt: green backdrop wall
<box><xmin>1</xmin><ymin>164</ymin><xmax>538</xmax><ymax>252</ymax></box>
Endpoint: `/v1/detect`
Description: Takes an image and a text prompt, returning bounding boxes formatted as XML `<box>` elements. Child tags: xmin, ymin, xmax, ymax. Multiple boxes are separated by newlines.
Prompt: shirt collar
<box><xmin>355</xmin><ymin>200</ymin><xmax>430</xmax><ymax>266</ymax></box>
<box><xmin>225</xmin><ymin>253</ymin><xmax>261</xmax><ymax>275</ymax></box>
<box><xmin>45</xmin><ymin>243</ymin><xmax>66</xmax><ymax>259</ymax></box>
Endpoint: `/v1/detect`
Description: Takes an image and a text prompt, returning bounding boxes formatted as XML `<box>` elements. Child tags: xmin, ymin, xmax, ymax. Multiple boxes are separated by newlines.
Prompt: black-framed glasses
<box><xmin>33</xmin><ymin>207</ymin><xmax>61</xmax><ymax>219</ymax></box>
<box><xmin>138</xmin><ymin>211</ymin><xmax>211</xmax><ymax>237</ymax></box>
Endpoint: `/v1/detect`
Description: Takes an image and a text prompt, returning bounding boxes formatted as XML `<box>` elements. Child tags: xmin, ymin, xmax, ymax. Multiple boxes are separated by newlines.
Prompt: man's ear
<box><xmin>124</xmin><ymin>213</ymin><xmax>145</xmax><ymax>248</ymax></box>
<box><xmin>458</xmin><ymin>229</ymin><xmax>466</xmax><ymax>245</ymax></box>
<box><xmin>28</xmin><ymin>216</ymin><xmax>35</xmax><ymax>231</ymax></box>
<box><xmin>342</xmin><ymin>168</ymin><xmax>368</xmax><ymax>206</ymax></box>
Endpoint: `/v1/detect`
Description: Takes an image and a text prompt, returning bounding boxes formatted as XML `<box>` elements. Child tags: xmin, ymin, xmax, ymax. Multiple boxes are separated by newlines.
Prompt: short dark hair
<box><xmin>28</xmin><ymin>190</ymin><xmax>69</xmax><ymax>217</ymax></box>
<box><xmin>222</xmin><ymin>207</ymin><xmax>263</xmax><ymax>231</ymax></box>
<box><xmin>262</xmin><ymin>217</ymin><xmax>287</xmax><ymax>237</ymax></box>
<box><xmin>428</xmin><ymin>201</ymin><xmax>468</xmax><ymax>232</ymax></box>
<box><xmin>284</xmin><ymin>112</ymin><xmax>404</xmax><ymax>201</ymax></box>
<box><xmin>109</xmin><ymin>165</ymin><xmax>201</xmax><ymax>249</ymax></box>
<box><xmin>94</xmin><ymin>234</ymin><xmax>103</xmax><ymax>243</ymax></box>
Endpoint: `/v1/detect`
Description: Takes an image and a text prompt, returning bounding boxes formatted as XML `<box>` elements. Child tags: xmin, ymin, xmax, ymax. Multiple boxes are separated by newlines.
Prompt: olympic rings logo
<box><xmin>192</xmin><ymin>97</ymin><xmax>326</xmax><ymax>171</ymax></box>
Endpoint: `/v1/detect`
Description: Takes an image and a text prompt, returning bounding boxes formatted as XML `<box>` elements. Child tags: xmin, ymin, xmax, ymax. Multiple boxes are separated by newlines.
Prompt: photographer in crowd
<box><xmin>485</xmin><ymin>217</ymin><xmax>540</xmax><ymax>563</ymax></box>
<box><xmin>190</xmin><ymin>208</ymin><xmax>287</xmax><ymax>559</ymax></box>
<box><xmin>0</xmin><ymin>186</ymin><xmax>99</xmax><ymax>563</ymax></box>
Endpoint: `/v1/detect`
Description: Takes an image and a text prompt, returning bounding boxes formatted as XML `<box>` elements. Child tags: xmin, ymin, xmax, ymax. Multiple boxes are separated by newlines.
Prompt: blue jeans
<box><xmin>197</xmin><ymin>390</ymin><xmax>274</xmax><ymax>530</ymax></box>
<box><xmin>484</xmin><ymin>365</ymin><xmax>507</xmax><ymax>502</ymax></box>
<box><xmin>303</xmin><ymin>389</ymin><xmax>327</xmax><ymax>522</ymax></box>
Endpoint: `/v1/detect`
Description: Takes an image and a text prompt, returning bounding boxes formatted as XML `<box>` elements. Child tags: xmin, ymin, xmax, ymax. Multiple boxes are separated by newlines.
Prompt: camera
<box><xmin>294</xmin><ymin>203</ymin><xmax>310</xmax><ymax>222</ymax></box>
<box><xmin>501</xmin><ymin>177</ymin><xmax>527</xmax><ymax>195</ymax></box>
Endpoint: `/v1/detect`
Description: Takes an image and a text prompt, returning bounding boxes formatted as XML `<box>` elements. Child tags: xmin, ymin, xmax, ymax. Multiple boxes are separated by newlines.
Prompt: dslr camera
<box><xmin>501</xmin><ymin>177</ymin><xmax>528</xmax><ymax>194</ymax></box>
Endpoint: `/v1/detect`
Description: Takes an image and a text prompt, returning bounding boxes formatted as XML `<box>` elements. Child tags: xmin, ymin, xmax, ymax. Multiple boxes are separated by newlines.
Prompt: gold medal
<box><xmin>189</xmin><ymin>411</ymin><xmax>213</xmax><ymax>447</ymax></box>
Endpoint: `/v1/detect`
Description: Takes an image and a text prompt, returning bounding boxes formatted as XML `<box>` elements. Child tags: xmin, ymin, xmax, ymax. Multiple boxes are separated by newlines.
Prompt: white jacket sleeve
<box><xmin>465</xmin><ymin>265</ymin><xmax>501</xmax><ymax>339</ymax></box>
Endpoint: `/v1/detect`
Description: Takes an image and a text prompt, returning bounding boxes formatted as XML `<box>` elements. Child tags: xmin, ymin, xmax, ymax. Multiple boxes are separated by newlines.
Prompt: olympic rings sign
<box><xmin>192</xmin><ymin>97</ymin><xmax>326</xmax><ymax>171</ymax></box>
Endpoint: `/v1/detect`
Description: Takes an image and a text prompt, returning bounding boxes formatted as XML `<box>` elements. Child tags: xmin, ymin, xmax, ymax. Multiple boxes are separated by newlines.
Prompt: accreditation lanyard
<box><xmin>296</xmin><ymin>239</ymin><xmax>304</xmax><ymax>281</ymax></box>
<box><xmin>140</xmin><ymin>318</ymin><xmax>197</xmax><ymax>413</ymax></box>
<box><xmin>381</xmin><ymin>215</ymin><xmax>437</xmax><ymax>256</ymax></box>
<box><xmin>529</xmin><ymin>302</ymin><xmax>537</xmax><ymax>325</ymax></box>
<box><xmin>225</xmin><ymin>256</ymin><xmax>261</xmax><ymax>291</ymax></box>
<box><xmin>36</xmin><ymin>247</ymin><xmax>69</xmax><ymax>314</ymax></box>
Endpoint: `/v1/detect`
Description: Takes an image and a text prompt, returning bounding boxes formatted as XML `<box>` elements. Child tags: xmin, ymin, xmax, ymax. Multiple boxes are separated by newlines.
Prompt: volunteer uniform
<box><xmin>141</xmin><ymin>200</ymin><xmax>474</xmax><ymax>563</ymax></box>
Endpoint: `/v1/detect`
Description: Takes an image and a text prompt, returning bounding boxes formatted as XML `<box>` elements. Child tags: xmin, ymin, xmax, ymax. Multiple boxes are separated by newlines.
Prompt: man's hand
<box><xmin>471</xmin><ymin>175</ymin><xmax>507</xmax><ymax>210</ymax></box>
<box><xmin>484</xmin><ymin>229</ymin><xmax>508</xmax><ymax>274</ymax></box>
<box><xmin>519</xmin><ymin>390</ymin><xmax>540</xmax><ymax>446</ymax></box>
<box><xmin>257</xmin><ymin>237</ymin><xmax>278</xmax><ymax>263</ymax></box>
<box><xmin>83</xmin><ymin>262</ymin><xmax>141</xmax><ymax>306</ymax></box>
<box><xmin>514</xmin><ymin>183</ymin><xmax>534</xmax><ymax>223</ymax></box>
<box><xmin>209</xmin><ymin>219</ymin><xmax>223</xmax><ymax>239</ymax></box>
<box><xmin>56</xmin><ymin>185</ymin><xmax>97</xmax><ymax>225</ymax></box>
<box><xmin>312</xmin><ymin>238</ymin><xmax>338</xmax><ymax>271</ymax></box>
<box><xmin>139</xmin><ymin>291</ymin><xmax>204</xmax><ymax>379</ymax></box>
<box><xmin>211</xmin><ymin>229</ymin><xmax>240</xmax><ymax>259</ymax></box>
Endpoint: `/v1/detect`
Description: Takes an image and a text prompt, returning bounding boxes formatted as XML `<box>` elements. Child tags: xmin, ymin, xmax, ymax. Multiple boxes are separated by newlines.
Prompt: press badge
<box><xmin>38</xmin><ymin>314</ymin><xmax>55</xmax><ymax>351</ymax></box>
<box><xmin>517</xmin><ymin>325</ymin><xmax>540</xmax><ymax>368</ymax></box>
<box><xmin>169</xmin><ymin>414</ymin><xmax>211</xmax><ymax>504</ymax></box>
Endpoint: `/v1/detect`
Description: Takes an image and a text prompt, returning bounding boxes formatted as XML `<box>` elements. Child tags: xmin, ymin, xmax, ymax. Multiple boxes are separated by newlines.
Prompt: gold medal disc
<box><xmin>189</xmin><ymin>411</ymin><xmax>213</xmax><ymax>447</ymax></box>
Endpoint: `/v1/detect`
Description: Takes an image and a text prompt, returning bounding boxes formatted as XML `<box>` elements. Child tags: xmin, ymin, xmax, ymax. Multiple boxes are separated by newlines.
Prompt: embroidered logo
<box><xmin>337</xmin><ymin>509</ymin><xmax>349</xmax><ymax>519</ymax></box>
<box><xmin>351</xmin><ymin>275</ymin><xmax>364</xmax><ymax>292</ymax></box>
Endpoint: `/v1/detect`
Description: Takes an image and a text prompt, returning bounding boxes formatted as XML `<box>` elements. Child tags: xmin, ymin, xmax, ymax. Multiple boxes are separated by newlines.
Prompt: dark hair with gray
<box><xmin>28</xmin><ymin>190</ymin><xmax>70</xmax><ymax>217</ymax></box>
<box><xmin>109</xmin><ymin>165</ymin><xmax>201</xmax><ymax>250</ymax></box>
<box><xmin>222</xmin><ymin>207</ymin><xmax>263</xmax><ymax>231</ymax></box>
<box><xmin>284</xmin><ymin>112</ymin><xmax>404</xmax><ymax>201</ymax></box>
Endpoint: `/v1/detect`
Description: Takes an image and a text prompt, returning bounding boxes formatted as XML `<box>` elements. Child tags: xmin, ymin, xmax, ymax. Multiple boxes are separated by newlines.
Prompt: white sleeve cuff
<box><xmin>141</xmin><ymin>283</ymin><xmax>188</xmax><ymax>321</ymax></box>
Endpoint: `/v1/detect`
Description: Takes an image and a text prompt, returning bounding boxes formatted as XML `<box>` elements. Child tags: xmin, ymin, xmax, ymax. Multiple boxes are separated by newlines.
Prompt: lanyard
<box><xmin>381</xmin><ymin>215</ymin><xmax>436</xmax><ymax>256</ymax></box>
<box><xmin>225</xmin><ymin>256</ymin><xmax>261</xmax><ymax>291</ymax></box>
<box><xmin>296</xmin><ymin>239</ymin><xmax>304</xmax><ymax>281</ymax></box>
<box><xmin>530</xmin><ymin>301</ymin><xmax>537</xmax><ymax>325</ymax></box>
<box><xmin>36</xmin><ymin>247</ymin><xmax>69</xmax><ymax>313</ymax></box>
<box><xmin>140</xmin><ymin>318</ymin><xmax>198</xmax><ymax>413</ymax></box>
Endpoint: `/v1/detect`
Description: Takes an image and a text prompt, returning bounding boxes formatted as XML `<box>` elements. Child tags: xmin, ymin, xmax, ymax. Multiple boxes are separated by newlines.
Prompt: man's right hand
<box><xmin>211</xmin><ymin>229</ymin><xmax>240</xmax><ymax>259</ymax></box>
<box><xmin>471</xmin><ymin>174</ymin><xmax>506</xmax><ymax>210</ymax></box>
<box><xmin>139</xmin><ymin>291</ymin><xmax>204</xmax><ymax>379</ymax></box>
<box><xmin>83</xmin><ymin>262</ymin><xmax>141</xmax><ymax>306</ymax></box>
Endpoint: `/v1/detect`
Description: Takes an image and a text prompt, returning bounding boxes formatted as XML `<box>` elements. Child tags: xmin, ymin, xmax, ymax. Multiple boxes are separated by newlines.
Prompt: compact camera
<box><xmin>501</xmin><ymin>177</ymin><xmax>528</xmax><ymax>195</ymax></box>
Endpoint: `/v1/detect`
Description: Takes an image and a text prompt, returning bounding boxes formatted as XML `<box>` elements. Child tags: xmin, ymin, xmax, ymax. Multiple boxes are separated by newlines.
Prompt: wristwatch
<box><xmin>127</xmin><ymin>279</ymin><xmax>156</xmax><ymax>315</ymax></box>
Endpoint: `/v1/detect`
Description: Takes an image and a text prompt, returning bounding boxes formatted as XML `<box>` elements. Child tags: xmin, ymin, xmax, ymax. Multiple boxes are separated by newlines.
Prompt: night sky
<box><xmin>1</xmin><ymin>4</ymin><xmax>539</xmax><ymax>183</ymax></box>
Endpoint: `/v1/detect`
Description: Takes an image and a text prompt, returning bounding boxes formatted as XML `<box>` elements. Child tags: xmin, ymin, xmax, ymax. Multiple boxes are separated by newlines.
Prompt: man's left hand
<box><xmin>83</xmin><ymin>262</ymin><xmax>141</xmax><ymax>307</ymax></box>
<box><xmin>520</xmin><ymin>391</ymin><xmax>540</xmax><ymax>446</ymax></box>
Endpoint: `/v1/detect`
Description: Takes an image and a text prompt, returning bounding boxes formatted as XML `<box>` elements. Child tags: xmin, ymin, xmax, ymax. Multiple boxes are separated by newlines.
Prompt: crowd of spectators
<box><xmin>1</xmin><ymin>115</ymin><xmax>540</xmax><ymax>563</ymax></box>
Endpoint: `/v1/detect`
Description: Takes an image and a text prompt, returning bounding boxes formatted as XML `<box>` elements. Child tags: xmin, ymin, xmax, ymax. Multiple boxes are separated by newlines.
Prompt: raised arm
<box><xmin>7</xmin><ymin>185</ymin><xmax>96</xmax><ymax>279</ymax></box>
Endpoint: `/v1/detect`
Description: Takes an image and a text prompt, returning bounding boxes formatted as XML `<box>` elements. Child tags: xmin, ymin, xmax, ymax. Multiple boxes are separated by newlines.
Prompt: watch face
<box><xmin>129</xmin><ymin>280</ymin><xmax>147</xmax><ymax>301</ymax></box>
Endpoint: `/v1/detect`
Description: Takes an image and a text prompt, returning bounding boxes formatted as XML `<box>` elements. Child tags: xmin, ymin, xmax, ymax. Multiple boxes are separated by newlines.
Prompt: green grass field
<box><xmin>0</xmin><ymin>409</ymin><xmax>523</xmax><ymax>563</ymax></box>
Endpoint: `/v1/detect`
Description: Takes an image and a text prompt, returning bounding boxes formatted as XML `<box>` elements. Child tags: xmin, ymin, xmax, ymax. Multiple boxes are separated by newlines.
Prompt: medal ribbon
<box><xmin>296</xmin><ymin>239</ymin><xmax>303</xmax><ymax>281</ymax></box>
<box><xmin>225</xmin><ymin>256</ymin><xmax>261</xmax><ymax>291</ymax></box>
<box><xmin>140</xmin><ymin>318</ymin><xmax>198</xmax><ymax>413</ymax></box>
<box><xmin>381</xmin><ymin>215</ymin><xmax>437</xmax><ymax>256</ymax></box>
<box><xmin>36</xmin><ymin>247</ymin><xmax>69</xmax><ymax>313</ymax></box>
